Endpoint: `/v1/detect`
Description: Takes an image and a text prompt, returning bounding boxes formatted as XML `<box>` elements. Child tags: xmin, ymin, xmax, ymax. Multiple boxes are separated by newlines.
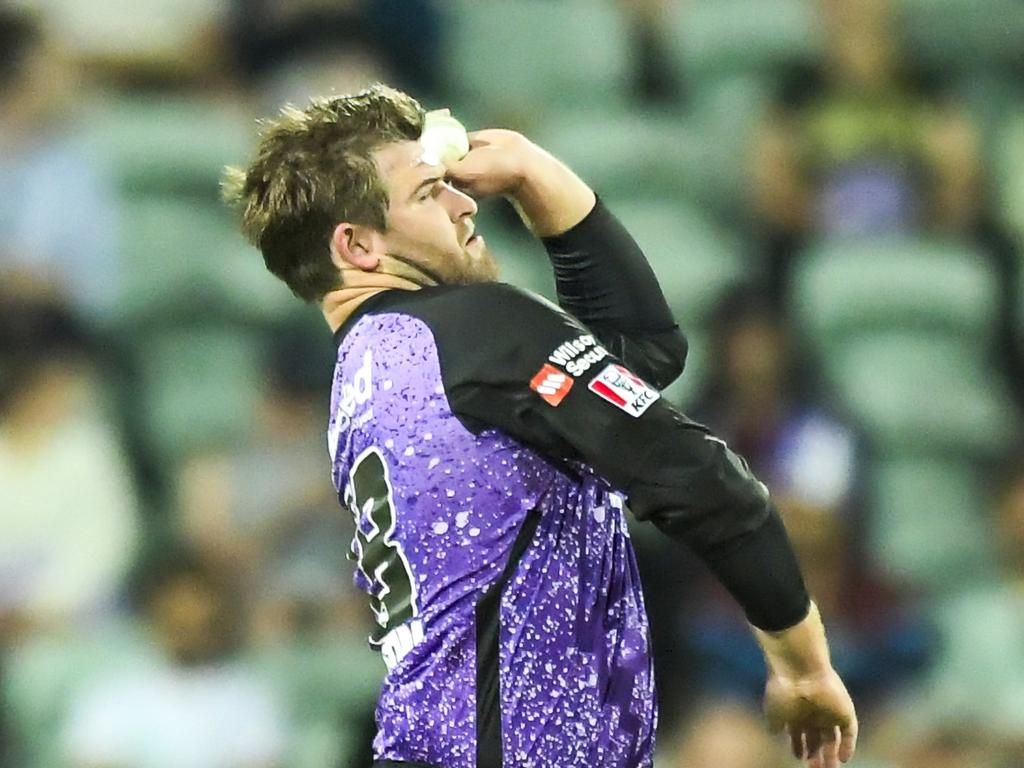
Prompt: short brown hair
<box><xmin>223</xmin><ymin>84</ymin><xmax>424</xmax><ymax>302</ymax></box>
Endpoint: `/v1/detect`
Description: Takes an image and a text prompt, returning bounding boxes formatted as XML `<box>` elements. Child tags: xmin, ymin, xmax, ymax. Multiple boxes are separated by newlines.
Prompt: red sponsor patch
<box><xmin>530</xmin><ymin>363</ymin><xmax>574</xmax><ymax>406</ymax></box>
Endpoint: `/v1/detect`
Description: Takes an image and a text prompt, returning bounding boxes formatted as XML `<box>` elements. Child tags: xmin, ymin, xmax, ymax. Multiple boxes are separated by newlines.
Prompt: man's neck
<box><xmin>321</xmin><ymin>269</ymin><xmax>424</xmax><ymax>333</ymax></box>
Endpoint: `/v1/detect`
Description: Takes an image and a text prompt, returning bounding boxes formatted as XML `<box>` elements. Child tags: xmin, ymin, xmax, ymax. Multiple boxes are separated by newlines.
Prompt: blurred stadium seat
<box><xmin>997</xmin><ymin>113</ymin><xmax>1024</xmax><ymax>241</ymax></box>
<box><xmin>135</xmin><ymin>327</ymin><xmax>263</xmax><ymax>461</ymax></box>
<box><xmin>895</xmin><ymin>0</ymin><xmax>1024</xmax><ymax>73</ymax></box>
<box><xmin>666</xmin><ymin>0</ymin><xmax>823</xmax><ymax>87</ymax></box>
<box><xmin>83</xmin><ymin>96</ymin><xmax>252</xmax><ymax>200</ymax></box>
<box><xmin>531</xmin><ymin>107</ymin><xmax>701</xmax><ymax>203</ymax></box>
<box><xmin>824</xmin><ymin>332</ymin><xmax>1015</xmax><ymax>459</ymax></box>
<box><xmin>113</xmin><ymin>197</ymin><xmax>292</xmax><ymax>325</ymax></box>
<box><xmin>5</xmin><ymin>626</ymin><xmax>152</xmax><ymax>768</ymax></box>
<box><xmin>604</xmin><ymin>198</ymin><xmax>752</xmax><ymax>330</ymax></box>
<box><xmin>871</xmin><ymin>456</ymin><xmax>995</xmax><ymax>592</ymax></box>
<box><xmin>444</xmin><ymin>0</ymin><xmax>631</xmax><ymax>121</ymax></box>
<box><xmin>793</xmin><ymin>237</ymin><xmax>999</xmax><ymax>347</ymax></box>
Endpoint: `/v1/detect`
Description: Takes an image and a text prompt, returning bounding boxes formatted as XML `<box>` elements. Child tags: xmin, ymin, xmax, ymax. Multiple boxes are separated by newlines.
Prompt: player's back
<box><xmin>328</xmin><ymin>284</ymin><xmax>656</xmax><ymax>768</ymax></box>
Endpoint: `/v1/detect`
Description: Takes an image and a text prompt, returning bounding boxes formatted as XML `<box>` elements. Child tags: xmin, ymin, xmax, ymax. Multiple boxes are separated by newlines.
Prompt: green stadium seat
<box><xmin>685</xmin><ymin>75</ymin><xmax>774</xmax><ymax>215</ymax></box>
<box><xmin>532</xmin><ymin>106</ymin><xmax>710</xmax><ymax>206</ymax></box>
<box><xmin>996</xmin><ymin>113</ymin><xmax>1024</xmax><ymax>242</ymax></box>
<box><xmin>4</xmin><ymin>624</ymin><xmax>154</xmax><ymax>768</ymax></box>
<box><xmin>83</xmin><ymin>96</ymin><xmax>253</xmax><ymax>200</ymax></box>
<box><xmin>870</xmin><ymin>457</ymin><xmax>995</xmax><ymax>593</ymax></box>
<box><xmin>792</xmin><ymin>237</ymin><xmax>999</xmax><ymax>348</ymax></box>
<box><xmin>604</xmin><ymin>198</ymin><xmax>753</xmax><ymax>329</ymax></box>
<box><xmin>444</xmin><ymin>0</ymin><xmax>631</xmax><ymax>122</ymax></box>
<box><xmin>895</xmin><ymin>0</ymin><xmax>1024</xmax><ymax>73</ymax></box>
<box><xmin>822</xmin><ymin>332</ymin><xmax>1016</xmax><ymax>459</ymax></box>
<box><xmin>136</xmin><ymin>327</ymin><xmax>264</xmax><ymax>461</ymax></box>
<box><xmin>113</xmin><ymin>197</ymin><xmax>293</xmax><ymax>326</ymax></box>
<box><xmin>253</xmin><ymin>636</ymin><xmax>381</xmax><ymax>768</ymax></box>
<box><xmin>667</xmin><ymin>0</ymin><xmax>823</xmax><ymax>86</ymax></box>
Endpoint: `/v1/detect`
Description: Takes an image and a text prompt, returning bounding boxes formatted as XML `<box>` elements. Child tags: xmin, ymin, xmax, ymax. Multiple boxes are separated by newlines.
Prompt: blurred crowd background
<box><xmin>1</xmin><ymin>0</ymin><xmax>1023</xmax><ymax>766</ymax></box>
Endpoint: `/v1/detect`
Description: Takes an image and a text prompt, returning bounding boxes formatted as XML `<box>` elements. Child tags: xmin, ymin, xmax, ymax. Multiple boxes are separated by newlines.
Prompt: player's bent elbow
<box><xmin>636</xmin><ymin>328</ymin><xmax>688</xmax><ymax>390</ymax></box>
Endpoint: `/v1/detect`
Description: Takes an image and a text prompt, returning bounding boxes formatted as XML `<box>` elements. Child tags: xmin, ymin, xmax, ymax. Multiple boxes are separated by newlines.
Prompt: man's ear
<box><xmin>330</xmin><ymin>222</ymin><xmax>383</xmax><ymax>271</ymax></box>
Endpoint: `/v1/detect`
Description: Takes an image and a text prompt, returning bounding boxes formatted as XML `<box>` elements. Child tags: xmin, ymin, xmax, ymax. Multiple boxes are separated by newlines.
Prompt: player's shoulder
<box><xmin>344</xmin><ymin>282</ymin><xmax>588</xmax><ymax>386</ymax></box>
<box><xmin>389</xmin><ymin>280</ymin><xmax>557</xmax><ymax>316</ymax></box>
<box><xmin>362</xmin><ymin>282</ymin><xmax>580</xmax><ymax>344</ymax></box>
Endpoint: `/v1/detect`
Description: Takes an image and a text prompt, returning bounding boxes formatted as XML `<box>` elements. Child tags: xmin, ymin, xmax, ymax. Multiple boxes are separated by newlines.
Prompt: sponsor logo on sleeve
<box><xmin>548</xmin><ymin>333</ymin><xmax>610</xmax><ymax>377</ymax></box>
<box><xmin>530</xmin><ymin>363</ymin><xmax>574</xmax><ymax>406</ymax></box>
<box><xmin>587</xmin><ymin>363</ymin><xmax>660</xmax><ymax>417</ymax></box>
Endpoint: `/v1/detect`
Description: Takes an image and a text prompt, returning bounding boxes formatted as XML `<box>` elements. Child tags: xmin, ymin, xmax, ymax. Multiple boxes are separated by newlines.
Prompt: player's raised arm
<box><xmin>446</xmin><ymin>130</ymin><xmax>688</xmax><ymax>389</ymax></box>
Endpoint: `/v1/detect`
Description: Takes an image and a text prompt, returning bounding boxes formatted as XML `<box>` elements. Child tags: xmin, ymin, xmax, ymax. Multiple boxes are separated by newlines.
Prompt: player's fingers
<box><xmin>786</xmin><ymin>726</ymin><xmax>804</xmax><ymax>760</ymax></box>
<box><xmin>838</xmin><ymin>717</ymin><xmax>858</xmax><ymax>762</ymax></box>
<box><xmin>816</xmin><ymin>726</ymin><xmax>841</xmax><ymax>768</ymax></box>
<box><xmin>804</xmin><ymin>728</ymin><xmax>822</xmax><ymax>764</ymax></box>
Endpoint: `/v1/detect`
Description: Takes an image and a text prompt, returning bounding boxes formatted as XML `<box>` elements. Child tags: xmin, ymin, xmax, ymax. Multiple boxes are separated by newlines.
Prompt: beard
<box><xmin>385</xmin><ymin>239</ymin><xmax>499</xmax><ymax>287</ymax></box>
<box><xmin>454</xmin><ymin>240</ymin><xmax>500</xmax><ymax>284</ymax></box>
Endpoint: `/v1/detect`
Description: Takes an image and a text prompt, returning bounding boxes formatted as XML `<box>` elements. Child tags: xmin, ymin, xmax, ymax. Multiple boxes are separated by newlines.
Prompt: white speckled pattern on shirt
<box><xmin>329</xmin><ymin>312</ymin><xmax>656</xmax><ymax>768</ymax></box>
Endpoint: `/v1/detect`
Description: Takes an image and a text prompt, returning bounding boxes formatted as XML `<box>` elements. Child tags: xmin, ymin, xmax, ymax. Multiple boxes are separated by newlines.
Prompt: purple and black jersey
<box><xmin>327</xmin><ymin>202</ymin><xmax>810</xmax><ymax>768</ymax></box>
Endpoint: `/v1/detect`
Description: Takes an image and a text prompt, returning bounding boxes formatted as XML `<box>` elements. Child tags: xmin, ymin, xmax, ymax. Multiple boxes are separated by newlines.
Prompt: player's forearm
<box><xmin>754</xmin><ymin>601</ymin><xmax>832</xmax><ymax>678</ymax></box>
<box><xmin>511</xmin><ymin>147</ymin><xmax>597</xmax><ymax>237</ymax></box>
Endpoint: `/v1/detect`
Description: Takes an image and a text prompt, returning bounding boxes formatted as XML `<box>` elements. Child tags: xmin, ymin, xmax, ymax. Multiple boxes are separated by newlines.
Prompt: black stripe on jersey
<box><xmin>474</xmin><ymin>507</ymin><xmax>543</xmax><ymax>768</ymax></box>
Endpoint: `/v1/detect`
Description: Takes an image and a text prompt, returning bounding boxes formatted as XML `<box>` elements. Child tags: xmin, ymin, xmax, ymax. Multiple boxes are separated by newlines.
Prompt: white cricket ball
<box><xmin>420</xmin><ymin>109</ymin><xmax>470</xmax><ymax>165</ymax></box>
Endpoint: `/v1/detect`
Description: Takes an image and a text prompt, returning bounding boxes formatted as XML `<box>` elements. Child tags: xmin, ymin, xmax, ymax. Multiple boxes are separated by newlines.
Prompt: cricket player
<box><xmin>224</xmin><ymin>84</ymin><xmax>857</xmax><ymax>768</ymax></box>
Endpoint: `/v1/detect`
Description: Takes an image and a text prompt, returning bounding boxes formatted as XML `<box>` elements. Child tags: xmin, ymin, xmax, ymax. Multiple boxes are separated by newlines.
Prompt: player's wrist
<box><xmin>512</xmin><ymin>147</ymin><xmax>596</xmax><ymax>237</ymax></box>
<box><xmin>754</xmin><ymin>600</ymin><xmax>833</xmax><ymax>679</ymax></box>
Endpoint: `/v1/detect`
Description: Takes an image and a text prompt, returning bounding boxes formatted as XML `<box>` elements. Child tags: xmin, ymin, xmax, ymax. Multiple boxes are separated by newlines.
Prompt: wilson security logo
<box><xmin>548</xmin><ymin>333</ymin><xmax>610</xmax><ymax>377</ymax></box>
<box><xmin>588</xmin><ymin>363</ymin><xmax>659</xmax><ymax>417</ymax></box>
<box><xmin>530</xmin><ymin>363</ymin><xmax>574</xmax><ymax>406</ymax></box>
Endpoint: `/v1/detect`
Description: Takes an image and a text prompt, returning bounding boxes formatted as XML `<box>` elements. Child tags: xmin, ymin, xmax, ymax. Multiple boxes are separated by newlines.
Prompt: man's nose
<box><xmin>441</xmin><ymin>182</ymin><xmax>478</xmax><ymax>221</ymax></box>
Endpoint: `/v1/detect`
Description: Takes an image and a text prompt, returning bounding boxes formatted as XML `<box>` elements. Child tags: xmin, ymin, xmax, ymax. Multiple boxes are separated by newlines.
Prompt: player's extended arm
<box><xmin>446</xmin><ymin>130</ymin><xmax>687</xmax><ymax>389</ymax></box>
<box><xmin>428</xmin><ymin>284</ymin><xmax>857</xmax><ymax>767</ymax></box>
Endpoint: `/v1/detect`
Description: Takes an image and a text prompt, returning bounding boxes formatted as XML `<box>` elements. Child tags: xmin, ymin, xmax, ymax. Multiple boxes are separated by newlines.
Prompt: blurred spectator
<box><xmin>749</xmin><ymin>0</ymin><xmax>982</xmax><ymax>294</ymax></box>
<box><xmin>0</xmin><ymin>287</ymin><xmax>138</xmax><ymax>637</ymax></box>
<box><xmin>175</xmin><ymin>323</ymin><xmax>349</xmax><ymax>643</ymax></box>
<box><xmin>660</xmin><ymin>700</ymin><xmax>789</xmax><ymax>768</ymax></box>
<box><xmin>691</xmin><ymin>286</ymin><xmax>863</xmax><ymax>526</ymax></box>
<box><xmin>0</xmin><ymin>8</ymin><xmax>121</xmax><ymax>320</ymax></box>
<box><xmin>18</xmin><ymin>0</ymin><xmax>229</xmax><ymax>86</ymax></box>
<box><xmin>872</xmin><ymin>716</ymin><xmax>1012</xmax><ymax>768</ymax></box>
<box><xmin>617</xmin><ymin>0</ymin><xmax>685</xmax><ymax>105</ymax></box>
<box><xmin>680</xmin><ymin>286</ymin><xmax>931</xmax><ymax>720</ymax></box>
<box><xmin>175</xmin><ymin>324</ymin><xmax>383</xmax><ymax>766</ymax></box>
<box><xmin>62</xmin><ymin>545</ymin><xmax>287</xmax><ymax>768</ymax></box>
<box><xmin>228</xmin><ymin>0</ymin><xmax>443</xmax><ymax>106</ymax></box>
<box><xmin>914</xmin><ymin>456</ymin><xmax>1024</xmax><ymax>742</ymax></box>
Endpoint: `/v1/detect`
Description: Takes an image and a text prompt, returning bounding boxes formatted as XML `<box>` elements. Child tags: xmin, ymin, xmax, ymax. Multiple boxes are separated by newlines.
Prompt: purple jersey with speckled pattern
<box><xmin>328</xmin><ymin>303</ymin><xmax>656</xmax><ymax>768</ymax></box>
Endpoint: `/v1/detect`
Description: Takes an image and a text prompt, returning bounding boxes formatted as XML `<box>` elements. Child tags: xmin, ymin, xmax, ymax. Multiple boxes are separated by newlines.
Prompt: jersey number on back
<box><xmin>345</xmin><ymin>447</ymin><xmax>419</xmax><ymax>645</ymax></box>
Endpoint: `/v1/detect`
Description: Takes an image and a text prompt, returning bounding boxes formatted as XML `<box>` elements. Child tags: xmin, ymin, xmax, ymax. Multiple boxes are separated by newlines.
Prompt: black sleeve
<box><xmin>540</xmin><ymin>198</ymin><xmax>689</xmax><ymax>390</ymax></box>
<box><xmin>411</xmin><ymin>283</ymin><xmax>810</xmax><ymax>632</ymax></box>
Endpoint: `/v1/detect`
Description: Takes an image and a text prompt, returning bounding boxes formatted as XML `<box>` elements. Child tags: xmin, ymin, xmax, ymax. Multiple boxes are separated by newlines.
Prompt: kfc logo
<box><xmin>587</xmin><ymin>363</ymin><xmax>659</xmax><ymax>417</ymax></box>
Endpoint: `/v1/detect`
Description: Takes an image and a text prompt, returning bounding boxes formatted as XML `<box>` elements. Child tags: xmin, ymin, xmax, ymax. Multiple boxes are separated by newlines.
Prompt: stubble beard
<box><xmin>458</xmin><ymin>242</ymin><xmax>500</xmax><ymax>285</ymax></box>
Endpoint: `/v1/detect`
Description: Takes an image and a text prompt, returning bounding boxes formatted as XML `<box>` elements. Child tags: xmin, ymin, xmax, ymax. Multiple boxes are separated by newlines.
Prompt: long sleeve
<box><xmin>400</xmin><ymin>282</ymin><xmax>809</xmax><ymax>632</ymax></box>
<box><xmin>540</xmin><ymin>198</ymin><xmax>688</xmax><ymax>390</ymax></box>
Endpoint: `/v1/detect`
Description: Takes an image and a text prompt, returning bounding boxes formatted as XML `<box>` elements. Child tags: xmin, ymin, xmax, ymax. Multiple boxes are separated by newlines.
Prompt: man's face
<box><xmin>372</xmin><ymin>140</ymin><xmax>498</xmax><ymax>285</ymax></box>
